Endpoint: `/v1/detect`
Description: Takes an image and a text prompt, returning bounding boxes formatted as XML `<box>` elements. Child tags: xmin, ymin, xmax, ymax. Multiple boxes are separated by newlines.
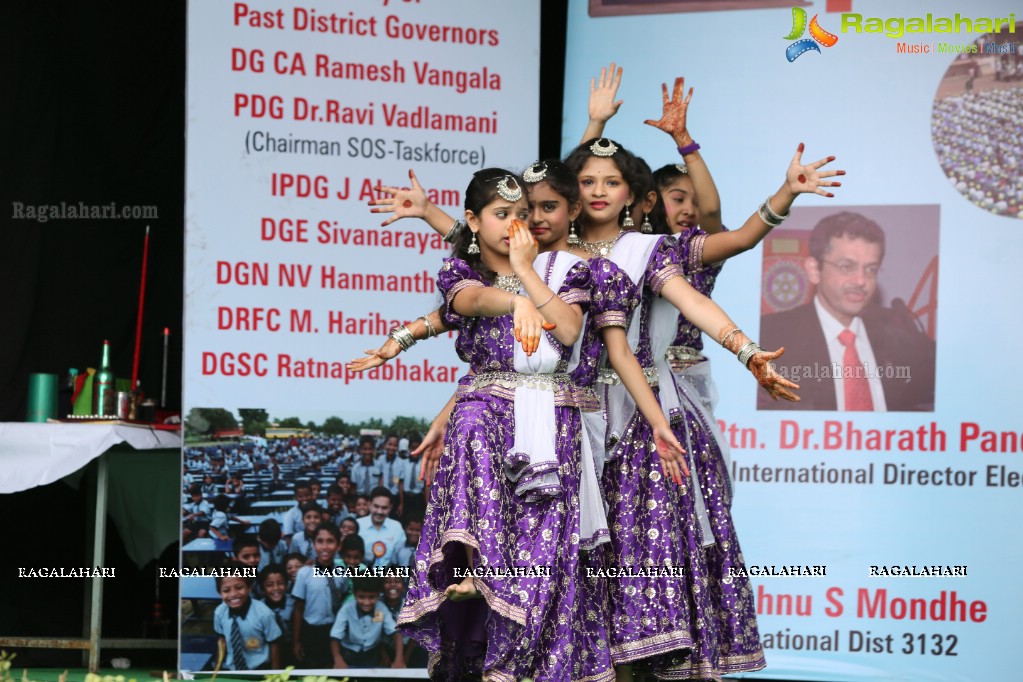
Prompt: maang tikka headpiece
<box><xmin>675</xmin><ymin>164</ymin><xmax>689</xmax><ymax>174</ymax></box>
<box><xmin>590</xmin><ymin>138</ymin><xmax>619</xmax><ymax>157</ymax></box>
<box><xmin>495</xmin><ymin>175</ymin><xmax>523</xmax><ymax>202</ymax></box>
<box><xmin>523</xmin><ymin>162</ymin><xmax>548</xmax><ymax>183</ymax></box>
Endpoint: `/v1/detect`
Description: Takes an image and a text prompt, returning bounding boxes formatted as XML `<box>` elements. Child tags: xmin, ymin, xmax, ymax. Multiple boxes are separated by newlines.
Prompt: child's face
<box><xmin>190</xmin><ymin>493</ymin><xmax>202</xmax><ymax>504</ymax></box>
<box><xmin>370</xmin><ymin>495</ymin><xmax>392</xmax><ymax>525</ymax></box>
<box><xmin>384</xmin><ymin>436</ymin><xmax>398</xmax><ymax>458</ymax></box>
<box><xmin>310</xmin><ymin>483</ymin><xmax>321</xmax><ymax>498</ymax></box>
<box><xmin>383</xmin><ymin>576</ymin><xmax>406</xmax><ymax>602</ymax></box>
<box><xmin>578</xmin><ymin>157</ymin><xmax>633</xmax><ymax>226</ymax></box>
<box><xmin>405</xmin><ymin>521</ymin><xmax>422</xmax><ymax>546</ymax></box>
<box><xmin>303</xmin><ymin>510</ymin><xmax>321</xmax><ymax>533</ymax></box>
<box><xmin>355</xmin><ymin>497</ymin><xmax>370</xmax><ymax>517</ymax></box>
<box><xmin>326</xmin><ymin>493</ymin><xmax>344</xmax><ymax>513</ymax></box>
<box><xmin>203</xmin><ymin>475</ymin><xmax>212</xmax><ymax>484</ymax></box>
<box><xmin>262</xmin><ymin>572</ymin><xmax>287</xmax><ymax>603</ymax></box>
<box><xmin>338</xmin><ymin>477</ymin><xmax>353</xmax><ymax>496</ymax></box>
<box><xmin>359</xmin><ymin>443</ymin><xmax>376</xmax><ymax>461</ymax></box>
<box><xmin>295</xmin><ymin>487</ymin><xmax>312</xmax><ymax>505</ymax></box>
<box><xmin>285</xmin><ymin>558</ymin><xmax>303</xmax><ymax>580</ymax></box>
<box><xmin>313</xmin><ymin>530</ymin><xmax>340</xmax><ymax>565</ymax></box>
<box><xmin>354</xmin><ymin>589</ymin><xmax>379</xmax><ymax>615</ymax></box>
<box><xmin>466</xmin><ymin>195</ymin><xmax>529</xmax><ymax>260</ymax></box>
<box><xmin>660</xmin><ymin>175</ymin><xmax>701</xmax><ymax>233</ymax></box>
<box><xmin>218</xmin><ymin>577</ymin><xmax>251</xmax><ymax>610</ymax></box>
<box><xmin>342</xmin><ymin>549</ymin><xmax>363</xmax><ymax>568</ymax></box>
<box><xmin>527</xmin><ymin>181</ymin><xmax>578</xmax><ymax>248</ymax></box>
<box><xmin>236</xmin><ymin>545</ymin><xmax>261</xmax><ymax>567</ymax></box>
<box><xmin>340</xmin><ymin>519</ymin><xmax>358</xmax><ymax>539</ymax></box>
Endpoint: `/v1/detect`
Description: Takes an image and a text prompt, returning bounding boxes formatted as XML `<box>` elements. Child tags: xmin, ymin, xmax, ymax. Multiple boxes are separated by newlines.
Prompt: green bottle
<box><xmin>95</xmin><ymin>340</ymin><xmax>116</xmax><ymax>416</ymax></box>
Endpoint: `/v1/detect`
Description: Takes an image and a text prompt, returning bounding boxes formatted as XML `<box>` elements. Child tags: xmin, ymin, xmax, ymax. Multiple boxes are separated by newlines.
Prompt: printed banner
<box><xmin>562</xmin><ymin>0</ymin><xmax>1020</xmax><ymax>679</ymax></box>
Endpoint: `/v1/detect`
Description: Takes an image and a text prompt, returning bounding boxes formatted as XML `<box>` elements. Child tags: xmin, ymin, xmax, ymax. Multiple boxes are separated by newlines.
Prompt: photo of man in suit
<box><xmin>759</xmin><ymin>211</ymin><xmax>936</xmax><ymax>412</ymax></box>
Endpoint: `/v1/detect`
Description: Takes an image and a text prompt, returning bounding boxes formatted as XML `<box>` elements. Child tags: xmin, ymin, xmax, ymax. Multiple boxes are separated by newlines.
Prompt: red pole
<box><xmin>131</xmin><ymin>225</ymin><xmax>150</xmax><ymax>390</ymax></box>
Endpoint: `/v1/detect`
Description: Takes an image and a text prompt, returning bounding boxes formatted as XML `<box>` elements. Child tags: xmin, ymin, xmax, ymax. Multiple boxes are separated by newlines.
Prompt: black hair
<box><xmin>215</xmin><ymin>560</ymin><xmax>255</xmax><ymax>592</ymax></box>
<box><xmin>284</xmin><ymin>552</ymin><xmax>306</xmax><ymax>566</ymax></box>
<box><xmin>351</xmin><ymin>574</ymin><xmax>384</xmax><ymax>595</ymax></box>
<box><xmin>187</xmin><ymin>484</ymin><xmax>202</xmax><ymax>496</ymax></box>
<box><xmin>258</xmin><ymin>518</ymin><xmax>282</xmax><ymax>544</ymax></box>
<box><xmin>522</xmin><ymin>159</ymin><xmax>579</xmax><ymax>204</ymax></box>
<box><xmin>293</xmin><ymin>479</ymin><xmax>312</xmax><ymax>493</ymax></box>
<box><xmin>232</xmin><ymin>534</ymin><xmax>260</xmax><ymax>556</ymax></box>
<box><xmin>300</xmin><ymin>501</ymin><xmax>325</xmax><ymax>518</ymax></box>
<box><xmin>451</xmin><ymin>168</ymin><xmax>525</xmax><ymax>282</ymax></box>
<box><xmin>326</xmin><ymin>483</ymin><xmax>344</xmax><ymax>497</ymax></box>
<box><xmin>358</xmin><ymin>435</ymin><xmax>376</xmax><ymax>450</ymax></box>
<box><xmin>339</xmin><ymin>516</ymin><xmax>359</xmax><ymax>532</ymax></box>
<box><xmin>369</xmin><ymin>486</ymin><xmax>393</xmax><ymax>504</ymax></box>
<box><xmin>211</xmin><ymin>494</ymin><xmax>231</xmax><ymax>512</ymax></box>
<box><xmin>341</xmin><ymin>533</ymin><xmax>366</xmax><ymax>555</ymax></box>
<box><xmin>808</xmin><ymin>211</ymin><xmax>886</xmax><ymax>262</ymax></box>
<box><xmin>563</xmin><ymin>138</ymin><xmax>650</xmax><ymax>230</ymax></box>
<box><xmin>312</xmin><ymin>521</ymin><xmax>341</xmax><ymax>543</ymax></box>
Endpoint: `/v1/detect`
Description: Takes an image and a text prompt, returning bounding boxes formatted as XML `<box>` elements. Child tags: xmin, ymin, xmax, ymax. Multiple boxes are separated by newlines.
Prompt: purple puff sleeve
<box><xmin>557</xmin><ymin>259</ymin><xmax>592</xmax><ymax>310</ymax></box>
<box><xmin>437</xmin><ymin>257</ymin><xmax>485</xmax><ymax>329</ymax></box>
<box><xmin>589</xmin><ymin>257</ymin><xmax>638</xmax><ymax>331</ymax></box>
<box><xmin>646</xmin><ymin>235</ymin><xmax>683</xmax><ymax>296</ymax></box>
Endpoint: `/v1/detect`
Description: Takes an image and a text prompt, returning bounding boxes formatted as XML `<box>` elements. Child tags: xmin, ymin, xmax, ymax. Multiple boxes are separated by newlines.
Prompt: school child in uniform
<box><xmin>292</xmin><ymin>523</ymin><xmax>348</xmax><ymax>668</ymax></box>
<box><xmin>213</xmin><ymin>562</ymin><xmax>282</xmax><ymax>670</ymax></box>
<box><xmin>259</xmin><ymin>564</ymin><xmax>296</xmax><ymax>668</ymax></box>
<box><xmin>288</xmin><ymin>502</ymin><xmax>325</xmax><ymax>563</ymax></box>
<box><xmin>256</xmin><ymin>519</ymin><xmax>288</xmax><ymax>571</ymax></box>
<box><xmin>329</xmin><ymin>575</ymin><xmax>404</xmax><ymax>669</ymax></box>
<box><xmin>281</xmin><ymin>480</ymin><xmax>315</xmax><ymax>543</ymax></box>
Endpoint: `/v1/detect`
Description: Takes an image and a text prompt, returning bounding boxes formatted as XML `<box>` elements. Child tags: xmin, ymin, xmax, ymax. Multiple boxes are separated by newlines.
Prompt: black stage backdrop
<box><xmin>0</xmin><ymin>0</ymin><xmax>567</xmax><ymax>667</ymax></box>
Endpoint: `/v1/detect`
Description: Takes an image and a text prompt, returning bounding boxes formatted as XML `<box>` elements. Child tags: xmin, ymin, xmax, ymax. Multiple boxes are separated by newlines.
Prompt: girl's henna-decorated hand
<box><xmin>652</xmin><ymin>425</ymin><xmax>690</xmax><ymax>485</ymax></box>
<box><xmin>643</xmin><ymin>76</ymin><xmax>695</xmax><ymax>147</ymax></box>
<box><xmin>369</xmin><ymin>169</ymin><xmax>429</xmax><ymax>226</ymax></box>
<box><xmin>749</xmin><ymin>347</ymin><xmax>800</xmax><ymax>401</ymax></box>
<box><xmin>787</xmin><ymin>143</ymin><xmax>845</xmax><ymax>198</ymax></box>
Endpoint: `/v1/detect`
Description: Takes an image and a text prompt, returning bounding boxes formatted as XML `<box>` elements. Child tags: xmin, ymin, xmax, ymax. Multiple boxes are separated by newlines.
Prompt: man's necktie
<box><xmin>839</xmin><ymin>329</ymin><xmax>874</xmax><ymax>411</ymax></box>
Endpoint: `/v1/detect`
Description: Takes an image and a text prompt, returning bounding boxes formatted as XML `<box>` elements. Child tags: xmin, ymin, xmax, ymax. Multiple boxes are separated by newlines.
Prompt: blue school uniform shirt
<box><xmin>377</xmin><ymin>455</ymin><xmax>404</xmax><ymax>496</ymax></box>
<box><xmin>183</xmin><ymin>499</ymin><xmax>212</xmax><ymax>519</ymax></box>
<box><xmin>257</xmin><ymin>540</ymin><xmax>289</xmax><ymax>571</ymax></box>
<box><xmin>350</xmin><ymin>461</ymin><xmax>384</xmax><ymax>496</ymax></box>
<box><xmin>329</xmin><ymin>598</ymin><xmax>396</xmax><ymax>653</ymax></box>
<box><xmin>394</xmin><ymin>542</ymin><xmax>416</xmax><ymax>569</ymax></box>
<box><xmin>292</xmin><ymin>564</ymin><xmax>349</xmax><ymax>625</ymax></box>
<box><xmin>213</xmin><ymin>598</ymin><xmax>282</xmax><ymax>670</ymax></box>
<box><xmin>209</xmin><ymin>510</ymin><xmax>230</xmax><ymax>536</ymax></box>
<box><xmin>402</xmin><ymin>457</ymin><xmax>424</xmax><ymax>495</ymax></box>
<box><xmin>281</xmin><ymin>504</ymin><xmax>304</xmax><ymax>536</ymax></box>
<box><xmin>356</xmin><ymin>517</ymin><xmax>406</xmax><ymax>567</ymax></box>
<box><xmin>261</xmin><ymin>594</ymin><xmax>295</xmax><ymax>643</ymax></box>
<box><xmin>288</xmin><ymin>531</ymin><xmax>316</xmax><ymax>562</ymax></box>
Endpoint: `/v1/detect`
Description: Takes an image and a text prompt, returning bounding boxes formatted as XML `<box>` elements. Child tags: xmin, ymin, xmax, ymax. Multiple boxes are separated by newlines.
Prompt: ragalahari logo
<box><xmin>784</xmin><ymin>7</ymin><xmax>839</xmax><ymax>61</ymax></box>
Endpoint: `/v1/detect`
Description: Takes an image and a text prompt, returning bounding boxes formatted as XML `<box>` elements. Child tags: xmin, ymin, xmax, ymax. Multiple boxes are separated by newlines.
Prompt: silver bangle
<box><xmin>534</xmin><ymin>292</ymin><xmax>557</xmax><ymax>310</ymax></box>
<box><xmin>720</xmin><ymin>327</ymin><xmax>742</xmax><ymax>350</ymax></box>
<box><xmin>443</xmin><ymin>219</ymin><xmax>466</xmax><ymax>244</ymax></box>
<box><xmin>388</xmin><ymin>325</ymin><xmax>416</xmax><ymax>352</ymax></box>
<box><xmin>760</xmin><ymin>196</ymin><xmax>789</xmax><ymax>225</ymax></box>
<box><xmin>736</xmin><ymin>341</ymin><xmax>763</xmax><ymax>368</ymax></box>
<box><xmin>508</xmin><ymin>294</ymin><xmax>519</xmax><ymax>315</ymax></box>
<box><xmin>419</xmin><ymin>314</ymin><xmax>437</xmax><ymax>339</ymax></box>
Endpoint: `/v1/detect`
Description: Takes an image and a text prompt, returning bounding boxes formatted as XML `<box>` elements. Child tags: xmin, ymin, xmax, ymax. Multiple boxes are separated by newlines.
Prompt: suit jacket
<box><xmin>758</xmin><ymin>302</ymin><xmax>936</xmax><ymax>411</ymax></box>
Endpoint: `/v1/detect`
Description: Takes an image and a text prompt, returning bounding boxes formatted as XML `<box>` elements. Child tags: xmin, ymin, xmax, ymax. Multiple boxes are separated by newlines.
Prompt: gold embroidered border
<box><xmin>654</xmin><ymin>650</ymin><xmax>766</xmax><ymax>680</ymax></box>
<box><xmin>561</xmin><ymin>288</ymin><xmax>591</xmax><ymax>306</ymax></box>
<box><xmin>649</xmin><ymin>264</ymin><xmax>682</xmax><ymax>295</ymax></box>
<box><xmin>610</xmin><ymin>629</ymin><xmax>693</xmax><ymax>664</ymax></box>
<box><xmin>459</xmin><ymin>372</ymin><xmax>598</xmax><ymax>410</ymax></box>
<box><xmin>595</xmin><ymin>310</ymin><xmax>628</xmax><ymax>329</ymax></box>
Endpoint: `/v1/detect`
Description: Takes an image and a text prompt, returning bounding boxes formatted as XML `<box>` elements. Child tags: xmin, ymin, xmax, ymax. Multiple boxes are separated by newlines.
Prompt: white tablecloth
<box><xmin>0</xmin><ymin>421</ymin><xmax>181</xmax><ymax>493</ymax></box>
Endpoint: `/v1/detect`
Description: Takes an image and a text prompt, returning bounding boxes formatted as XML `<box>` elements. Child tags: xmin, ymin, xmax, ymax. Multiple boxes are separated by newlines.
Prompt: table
<box><xmin>0</xmin><ymin>421</ymin><xmax>181</xmax><ymax>672</ymax></box>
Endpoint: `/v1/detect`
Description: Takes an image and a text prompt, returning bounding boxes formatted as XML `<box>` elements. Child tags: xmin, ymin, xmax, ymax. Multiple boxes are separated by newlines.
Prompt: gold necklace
<box><xmin>493</xmin><ymin>273</ymin><xmax>522</xmax><ymax>293</ymax></box>
<box><xmin>580</xmin><ymin>229</ymin><xmax>625</xmax><ymax>257</ymax></box>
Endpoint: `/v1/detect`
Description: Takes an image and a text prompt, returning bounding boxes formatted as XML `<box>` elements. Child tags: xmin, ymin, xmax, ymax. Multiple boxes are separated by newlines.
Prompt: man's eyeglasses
<box><xmin>819</xmin><ymin>259</ymin><xmax>881</xmax><ymax>277</ymax></box>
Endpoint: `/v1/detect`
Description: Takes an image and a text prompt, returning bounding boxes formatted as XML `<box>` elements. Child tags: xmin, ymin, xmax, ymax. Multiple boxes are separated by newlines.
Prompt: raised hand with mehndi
<box><xmin>643</xmin><ymin>76</ymin><xmax>695</xmax><ymax>147</ymax></box>
<box><xmin>718</xmin><ymin>324</ymin><xmax>800</xmax><ymax>402</ymax></box>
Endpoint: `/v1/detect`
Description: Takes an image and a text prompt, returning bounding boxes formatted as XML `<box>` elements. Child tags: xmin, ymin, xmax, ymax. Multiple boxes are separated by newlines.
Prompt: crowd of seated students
<box><xmin>183</xmin><ymin>431</ymin><xmax>428</xmax><ymax>669</ymax></box>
